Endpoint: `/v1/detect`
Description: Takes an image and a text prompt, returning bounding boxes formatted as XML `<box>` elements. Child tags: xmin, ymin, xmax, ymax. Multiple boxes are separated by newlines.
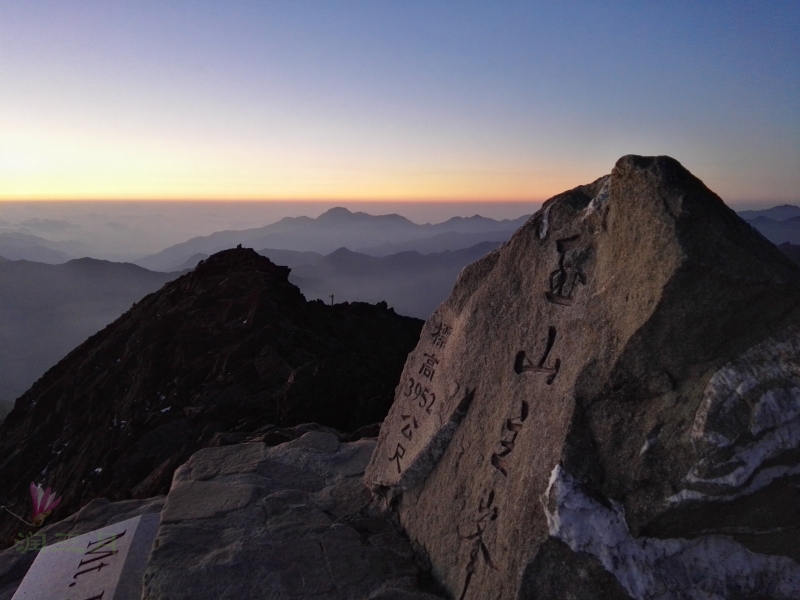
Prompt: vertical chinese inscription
<box><xmin>458</xmin><ymin>489</ymin><xmax>499</xmax><ymax>600</ymax></box>
<box><xmin>418</xmin><ymin>352</ymin><xmax>439</xmax><ymax>382</ymax></box>
<box><xmin>386</xmin><ymin>320</ymin><xmax>454</xmax><ymax>474</ymax></box>
<box><xmin>457</xmin><ymin>232</ymin><xmax>591</xmax><ymax>599</ymax></box>
<box><xmin>458</xmin><ymin>400</ymin><xmax>530</xmax><ymax>600</ymax></box>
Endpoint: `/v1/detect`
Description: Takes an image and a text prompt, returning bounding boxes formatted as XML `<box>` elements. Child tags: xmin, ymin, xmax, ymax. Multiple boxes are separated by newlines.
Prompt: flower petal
<box><xmin>47</xmin><ymin>495</ymin><xmax>61</xmax><ymax>512</ymax></box>
<box><xmin>30</xmin><ymin>482</ymin><xmax>44</xmax><ymax>514</ymax></box>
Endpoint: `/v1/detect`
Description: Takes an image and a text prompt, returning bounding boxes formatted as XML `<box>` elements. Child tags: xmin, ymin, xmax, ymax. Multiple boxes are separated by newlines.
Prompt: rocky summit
<box><xmin>366</xmin><ymin>155</ymin><xmax>800</xmax><ymax>599</ymax></box>
<box><xmin>0</xmin><ymin>247</ymin><xmax>422</xmax><ymax>546</ymax></box>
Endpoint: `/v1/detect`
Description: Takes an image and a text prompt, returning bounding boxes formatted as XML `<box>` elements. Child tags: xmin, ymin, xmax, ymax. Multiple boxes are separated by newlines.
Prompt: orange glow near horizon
<box><xmin>0</xmin><ymin>136</ymin><xmax>573</xmax><ymax>202</ymax></box>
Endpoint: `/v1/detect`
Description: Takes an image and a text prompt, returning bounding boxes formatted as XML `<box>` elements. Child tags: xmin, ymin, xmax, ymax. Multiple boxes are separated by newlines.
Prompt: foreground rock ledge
<box><xmin>365</xmin><ymin>155</ymin><xmax>800</xmax><ymax>599</ymax></box>
<box><xmin>142</xmin><ymin>435</ymin><xmax>444</xmax><ymax>600</ymax></box>
<box><xmin>2</xmin><ymin>434</ymin><xmax>444</xmax><ymax>600</ymax></box>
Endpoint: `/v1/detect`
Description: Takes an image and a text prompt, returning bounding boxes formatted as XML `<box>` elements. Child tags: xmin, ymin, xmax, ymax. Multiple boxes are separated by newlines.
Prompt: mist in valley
<box><xmin>0</xmin><ymin>201</ymin><xmax>536</xmax><ymax>406</ymax></box>
<box><xmin>1</xmin><ymin>199</ymin><xmax>798</xmax><ymax>412</ymax></box>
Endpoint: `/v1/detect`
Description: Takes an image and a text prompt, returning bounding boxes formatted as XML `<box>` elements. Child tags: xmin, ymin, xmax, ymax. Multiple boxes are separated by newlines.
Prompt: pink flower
<box><xmin>29</xmin><ymin>482</ymin><xmax>60</xmax><ymax>527</ymax></box>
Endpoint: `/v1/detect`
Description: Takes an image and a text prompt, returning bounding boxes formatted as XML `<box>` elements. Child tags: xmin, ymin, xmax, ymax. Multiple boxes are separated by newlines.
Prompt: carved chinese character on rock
<box><xmin>431</xmin><ymin>323</ymin><xmax>453</xmax><ymax>349</ymax></box>
<box><xmin>458</xmin><ymin>489</ymin><xmax>499</xmax><ymax>600</ymax></box>
<box><xmin>418</xmin><ymin>352</ymin><xmax>439</xmax><ymax>382</ymax></box>
<box><xmin>514</xmin><ymin>327</ymin><xmax>560</xmax><ymax>384</ymax></box>
<box><xmin>400</xmin><ymin>414</ymin><xmax>419</xmax><ymax>440</ymax></box>
<box><xmin>388</xmin><ymin>442</ymin><xmax>407</xmax><ymax>474</ymax></box>
<box><xmin>490</xmin><ymin>400</ymin><xmax>529</xmax><ymax>477</ymax></box>
<box><xmin>545</xmin><ymin>234</ymin><xmax>587</xmax><ymax>306</ymax></box>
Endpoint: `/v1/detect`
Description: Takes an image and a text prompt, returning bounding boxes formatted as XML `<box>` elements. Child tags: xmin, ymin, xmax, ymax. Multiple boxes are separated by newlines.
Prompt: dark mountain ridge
<box><xmin>0</xmin><ymin>258</ymin><xmax>179</xmax><ymax>401</ymax></box>
<box><xmin>0</xmin><ymin>248</ymin><xmax>422</xmax><ymax>545</ymax></box>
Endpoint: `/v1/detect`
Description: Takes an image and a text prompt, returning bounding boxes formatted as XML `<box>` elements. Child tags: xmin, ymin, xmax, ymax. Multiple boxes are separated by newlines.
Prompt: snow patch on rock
<box><xmin>584</xmin><ymin>175</ymin><xmax>610</xmax><ymax>217</ymax></box>
<box><xmin>543</xmin><ymin>464</ymin><xmax>800</xmax><ymax>600</ymax></box>
<box><xmin>671</xmin><ymin>327</ymin><xmax>800</xmax><ymax>504</ymax></box>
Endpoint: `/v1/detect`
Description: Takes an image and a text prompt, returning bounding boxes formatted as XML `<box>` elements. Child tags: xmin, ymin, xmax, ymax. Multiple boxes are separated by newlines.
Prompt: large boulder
<box><xmin>1</xmin><ymin>432</ymin><xmax>446</xmax><ymax>600</ymax></box>
<box><xmin>365</xmin><ymin>155</ymin><xmax>800</xmax><ymax>599</ymax></box>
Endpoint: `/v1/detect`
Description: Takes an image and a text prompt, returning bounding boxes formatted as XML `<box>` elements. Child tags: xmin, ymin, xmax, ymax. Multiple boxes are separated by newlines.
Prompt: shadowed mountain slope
<box><xmin>0</xmin><ymin>248</ymin><xmax>422</xmax><ymax>545</ymax></box>
<box><xmin>0</xmin><ymin>258</ymin><xmax>179</xmax><ymax>400</ymax></box>
<box><xmin>0</xmin><ymin>399</ymin><xmax>12</xmax><ymax>426</ymax></box>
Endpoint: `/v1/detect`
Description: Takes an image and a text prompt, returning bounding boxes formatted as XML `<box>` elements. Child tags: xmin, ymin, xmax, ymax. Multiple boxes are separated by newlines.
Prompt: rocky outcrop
<box><xmin>0</xmin><ymin>248</ymin><xmax>422</xmax><ymax>547</ymax></box>
<box><xmin>141</xmin><ymin>435</ymin><xmax>444</xmax><ymax>599</ymax></box>
<box><xmin>1</xmin><ymin>432</ymin><xmax>445</xmax><ymax>599</ymax></box>
<box><xmin>365</xmin><ymin>155</ymin><xmax>800</xmax><ymax>599</ymax></box>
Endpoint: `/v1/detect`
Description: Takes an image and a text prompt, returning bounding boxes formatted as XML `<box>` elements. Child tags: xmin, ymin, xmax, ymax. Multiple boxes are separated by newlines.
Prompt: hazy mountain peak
<box><xmin>327</xmin><ymin>246</ymin><xmax>358</xmax><ymax>256</ymax></box>
<box><xmin>739</xmin><ymin>204</ymin><xmax>800</xmax><ymax>222</ymax></box>
<box><xmin>317</xmin><ymin>206</ymin><xmax>353</xmax><ymax>219</ymax></box>
<box><xmin>316</xmin><ymin>206</ymin><xmax>413</xmax><ymax>224</ymax></box>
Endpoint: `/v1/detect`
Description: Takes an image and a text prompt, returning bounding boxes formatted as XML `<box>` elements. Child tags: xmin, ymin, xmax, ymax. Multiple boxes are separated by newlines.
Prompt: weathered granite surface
<box><xmin>365</xmin><ymin>155</ymin><xmax>800</xmax><ymax>599</ymax></box>
<box><xmin>142</xmin><ymin>435</ymin><xmax>444</xmax><ymax>600</ymax></box>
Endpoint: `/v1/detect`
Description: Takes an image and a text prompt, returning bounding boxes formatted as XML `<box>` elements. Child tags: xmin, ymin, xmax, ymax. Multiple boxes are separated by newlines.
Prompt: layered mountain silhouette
<box><xmin>135</xmin><ymin>207</ymin><xmax>529</xmax><ymax>271</ymax></box>
<box><xmin>0</xmin><ymin>259</ymin><xmax>179</xmax><ymax>400</ymax></box>
<box><xmin>0</xmin><ymin>248</ymin><xmax>422</xmax><ymax>545</ymax></box>
<box><xmin>0</xmin><ymin>242</ymin><xmax>502</xmax><ymax>402</ymax></box>
<box><xmin>740</xmin><ymin>204</ymin><xmax>800</xmax><ymax>245</ymax></box>
<box><xmin>287</xmin><ymin>242</ymin><xmax>502</xmax><ymax>318</ymax></box>
<box><xmin>0</xmin><ymin>231</ymin><xmax>86</xmax><ymax>264</ymax></box>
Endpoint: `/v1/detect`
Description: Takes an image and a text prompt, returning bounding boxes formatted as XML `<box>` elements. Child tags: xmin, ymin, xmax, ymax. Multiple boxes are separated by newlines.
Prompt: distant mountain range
<box><xmin>0</xmin><ymin>258</ymin><xmax>178</xmax><ymax>401</ymax></box>
<box><xmin>3</xmin><ymin>203</ymin><xmax>800</xmax><ymax>404</ymax></box>
<box><xmin>738</xmin><ymin>205</ymin><xmax>800</xmax><ymax>222</ymax></box>
<box><xmin>739</xmin><ymin>204</ymin><xmax>800</xmax><ymax>245</ymax></box>
<box><xmin>5</xmin><ymin>205</ymin><xmax>800</xmax><ymax>268</ymax></box>
<box><xmin>167</xmin><ymin>242</ymin><xmax>503</xmax><ymax>318</ymax></box>
<box><xmin>0</xmin><ymin>240</ymin><xmax>504</xmax><ymax>402</ymax></box>
<box><xmin>286</xmin><ymin>242</ymin><xmax>502</xmax><ymax>318</ymax></box>
<box><xmin>134</xmin><ymin>207</ymin><xmax>529</xmax><ymax>271</ymax></box>
<box><xmin>0</xmin><ymin>231</ymin><xmax>95</xmax><ymax>263</ymax></box>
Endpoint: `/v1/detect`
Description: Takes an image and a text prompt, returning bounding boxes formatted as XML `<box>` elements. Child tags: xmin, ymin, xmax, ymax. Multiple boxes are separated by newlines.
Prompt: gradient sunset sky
<box><xmin>1</xmin><ymin>1</ymin><xmax>798</xmax><ymax>204</ymax></box>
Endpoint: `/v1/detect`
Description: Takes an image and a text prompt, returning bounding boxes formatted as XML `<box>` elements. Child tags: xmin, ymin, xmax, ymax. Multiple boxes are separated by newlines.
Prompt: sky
<box><xmin>1</xmin><ymin>1</ymin><xmax>798</xmax><ymax>205</ymax></box>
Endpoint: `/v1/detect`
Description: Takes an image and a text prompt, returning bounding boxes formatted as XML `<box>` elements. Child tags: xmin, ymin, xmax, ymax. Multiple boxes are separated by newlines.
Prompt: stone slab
<box><xmin>11</xmin><ymin>513</ymin><xmax>160</xmax><ymax>600</ymax></box>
